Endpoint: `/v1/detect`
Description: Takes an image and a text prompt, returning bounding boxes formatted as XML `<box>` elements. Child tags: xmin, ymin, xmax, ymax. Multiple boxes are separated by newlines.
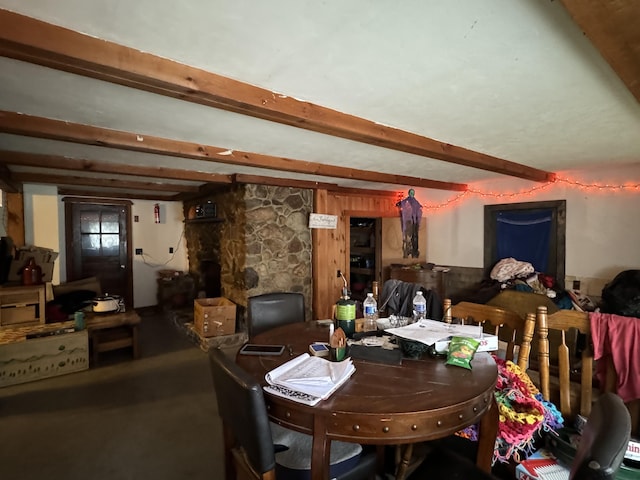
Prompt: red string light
<box><xmin>397</xmin><ymin>175</ymin><xmax>640</xmax><ymax>212</ymax></box>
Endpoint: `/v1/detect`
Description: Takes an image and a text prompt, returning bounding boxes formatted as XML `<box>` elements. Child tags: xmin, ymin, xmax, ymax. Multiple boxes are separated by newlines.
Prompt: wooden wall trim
<box><xmin>6</xmin><ymin>192</ymin><xmax>24</xmax><ymax>247</ymax></box>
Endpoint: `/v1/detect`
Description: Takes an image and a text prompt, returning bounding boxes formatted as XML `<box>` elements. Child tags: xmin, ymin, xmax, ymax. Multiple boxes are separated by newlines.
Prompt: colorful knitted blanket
<box><xmin>457</xmin><ymin>355</ymin><xmax>564</xmax><ymax>464</ymax></box>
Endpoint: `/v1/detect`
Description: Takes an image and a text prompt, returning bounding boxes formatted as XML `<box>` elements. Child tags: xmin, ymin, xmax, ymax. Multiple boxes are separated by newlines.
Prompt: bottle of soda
<box><xmin>363</xmin><ymin>292</ymin><xmax>378</xmax><ymax>332</ymax></box>
<box><xmin>412</xmin><ymin>290</ymin><xmax>427</xmax><ymax>322</ymax></box>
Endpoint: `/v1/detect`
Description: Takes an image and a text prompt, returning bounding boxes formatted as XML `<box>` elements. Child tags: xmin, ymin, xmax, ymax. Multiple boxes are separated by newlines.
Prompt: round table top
<box><xmin>237</xmin><ymin>320</ymin><xmax>498</xmax><ymax>444</ymax></box>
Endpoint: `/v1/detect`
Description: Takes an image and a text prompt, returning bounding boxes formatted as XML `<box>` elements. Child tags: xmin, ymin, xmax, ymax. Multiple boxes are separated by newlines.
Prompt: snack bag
<box><xmin>446</xmin><ymin>336</ymin><xmax>480</xmax><ymax>369</ymax></box>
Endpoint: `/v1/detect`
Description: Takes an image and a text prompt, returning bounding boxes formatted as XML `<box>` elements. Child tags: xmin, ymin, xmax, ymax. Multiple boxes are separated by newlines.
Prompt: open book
<box><xmin>264</xmin><ymin>353</ymin><xmax>355</xmax><ymax>406</ymax></box>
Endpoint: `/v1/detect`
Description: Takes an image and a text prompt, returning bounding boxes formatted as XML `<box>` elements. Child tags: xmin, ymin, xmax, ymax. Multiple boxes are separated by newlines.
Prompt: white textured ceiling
<box><xmin>0</xmin><ymin>0</ymin><xmax>639</xmax><ymax>195</ymax></box>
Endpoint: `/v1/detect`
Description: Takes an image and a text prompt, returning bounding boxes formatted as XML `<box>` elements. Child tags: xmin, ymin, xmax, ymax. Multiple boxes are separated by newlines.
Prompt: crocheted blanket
<box><xmin>457</xmin><ymin>355</ymin><xmax>564</xmax><ymax>464</ymax></box>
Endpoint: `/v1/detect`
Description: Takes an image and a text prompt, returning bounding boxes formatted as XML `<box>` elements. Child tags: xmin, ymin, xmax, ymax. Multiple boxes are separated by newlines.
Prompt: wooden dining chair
<box><xmin>537</xmin><ymin>306</ymin><xmax>640</xmax><ymax>439</ymax></box>
<box><xmin>536</xmin><ymin>305</ymin><xmax>594</xmax><ymax>421</ymax></box>
<box><xmin>208</xmin><ymin>348</ymin><xmax>377</xmax><ymax>480</ymax></box>
<box><xmin>444</xmin><ymin>299</ymin><xmax>536</xmax><ymax>371</ymax></box>
<box><xmin>247</xmin><ymin>292</ymin><xmax>305</xmax><ymax>339</ymax></box>
<box><xmin>408</xmin><ymin>391</ymin><xmax>631</xmax><ymax>480</ymax></box>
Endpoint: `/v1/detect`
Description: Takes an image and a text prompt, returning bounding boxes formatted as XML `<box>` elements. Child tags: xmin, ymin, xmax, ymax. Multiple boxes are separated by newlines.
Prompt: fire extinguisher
<box><xmin>154</xmin><ymin>203</ymin><xmax>160</xmax><ymax>224</ymax></box>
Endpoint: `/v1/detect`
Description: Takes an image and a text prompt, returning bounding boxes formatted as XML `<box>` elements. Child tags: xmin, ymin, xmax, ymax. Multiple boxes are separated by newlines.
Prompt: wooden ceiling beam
<box><xmin>57</xmin><ymin>188</ymin><xmax>180</xmax><ymax>201</ymax></box>
<box><xmin>233</xmin><ymin>174</ymin><xmax>339</xmax><ymax>191</ymax></box>
<box><xmin>0</xmin><ymin>9</ymin><xmax>553</xmax><ymax>183</ymax></box>
<box><xmin>10</xmin><ymin>172</ymin><xmax>199</xmax><ymax>193</ymax></box>
<box><xmin>0</xmin><ymin>150</ymin><xmax>233</xmax><ymax>184</ymax></box>
<box><xmin>0</xmin><ymin>111</ymin><xmax>467</xmax><ymax>191</ymax></box>
<box><xmin>560</xmin><ymin>0</ymin><xmax>640</xmax><ymax>104</ymax></box>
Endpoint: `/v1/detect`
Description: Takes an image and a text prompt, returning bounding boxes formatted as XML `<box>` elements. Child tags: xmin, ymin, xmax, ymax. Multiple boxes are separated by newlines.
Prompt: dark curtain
<box><xmin>496</xmin><ymin>209</ymin><xmax>552</xmax><ymax>273</ymax></box>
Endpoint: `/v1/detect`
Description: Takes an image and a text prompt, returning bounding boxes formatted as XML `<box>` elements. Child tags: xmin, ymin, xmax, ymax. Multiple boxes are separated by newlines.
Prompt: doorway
<box><xmin>63</xmin><ymin>197</ymin><xmax>133</xmax><ymax>307</ymax></box>
<box><xmin>484</xmin><ymin>200</ymin><xmax>566</xmax><ymax>287</ymax></box>
<box><xmin>348</xmin><ymin>217</ymin><xmax>382</xmax><ymax>303</ymax></box>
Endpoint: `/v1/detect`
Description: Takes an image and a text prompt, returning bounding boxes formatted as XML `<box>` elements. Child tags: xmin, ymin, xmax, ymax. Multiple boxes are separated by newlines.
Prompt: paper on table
<box><xmin>265</xmin><ymin>353</ymin><xmax>355</xmax><ymax>400</ymax></box>
<box><xmin>386</xmin><ymin>319</ymin><xmax>499</xmax><ymax>353</ymax></box>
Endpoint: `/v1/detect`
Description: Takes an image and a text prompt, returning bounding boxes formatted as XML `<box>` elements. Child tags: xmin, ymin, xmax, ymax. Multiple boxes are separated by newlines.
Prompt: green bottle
<box><xmin>335</xmin><ymin>288</ymin><xmax>356</xmax><ymax>338</ymax></box>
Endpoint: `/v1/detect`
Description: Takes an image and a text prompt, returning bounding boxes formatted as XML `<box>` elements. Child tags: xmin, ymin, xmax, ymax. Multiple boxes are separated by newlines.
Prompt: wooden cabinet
<box><xmin>0</xmin><ymin>284</ymin><xmax>46</xmax><ymax>328</ymax></box>
<box><xmin>388</xmin><ymin>266</ymin><xmax>446</xmax><ymax>300</ymax></box>
<box><xmin>349</xmin><ymin>218</ymin><xmax>381</xmax><ymax>301</ymax></box>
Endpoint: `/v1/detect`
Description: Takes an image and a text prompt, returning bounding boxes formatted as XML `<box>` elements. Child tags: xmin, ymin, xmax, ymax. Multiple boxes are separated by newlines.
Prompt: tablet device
<box><xmin>239</xmin><ymin>344</ymin><xmax>285</xmax><ymax>356</ymax></box>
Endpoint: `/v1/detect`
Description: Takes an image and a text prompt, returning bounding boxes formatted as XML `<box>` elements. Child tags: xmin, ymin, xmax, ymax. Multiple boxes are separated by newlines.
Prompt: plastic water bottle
<box><xmin>363</xmin><ymin>293</ymin><xmax>378</xmax><ymax>332</ymax></box>
<box><xmin>412</xmin><ymin>291</ymin><xmax>427</xmax><ymax>322</ymax></box>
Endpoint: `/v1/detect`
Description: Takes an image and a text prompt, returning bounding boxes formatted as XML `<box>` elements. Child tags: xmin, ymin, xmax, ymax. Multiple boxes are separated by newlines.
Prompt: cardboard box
<box><xmin>8</xmin><ymin>246</ymin><xmax>59</xmax><ymax>283</ymax></box>
<box><xmin>194</xmin><ymin>297</ymin><xmax>236</xmax><ymax>337</ymax></box>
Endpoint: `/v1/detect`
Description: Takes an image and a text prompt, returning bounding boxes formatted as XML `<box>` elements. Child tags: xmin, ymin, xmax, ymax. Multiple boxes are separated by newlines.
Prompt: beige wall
<box><xmin>19</xmin><ymin>188</ymin><xmax>188</xmax><ymax>308</ymax></box>
<box><xmin>417</xmin><ymin>163</ymin><xmax>640</xmax><ymax>297</ymax></box>
<box><xmin>380</xmin><ymin>216</ymin><xmax>427</xmax><ymax>265</ymax></box>
<box><xmin>17</xmin><ymin>163</ymin><xmax>640</xmax><ymax>308</ymax></box>
<box><xmin>130</xmin><ymin>200</ymin><xmax>189</xmax><ymax>308</ymax></box>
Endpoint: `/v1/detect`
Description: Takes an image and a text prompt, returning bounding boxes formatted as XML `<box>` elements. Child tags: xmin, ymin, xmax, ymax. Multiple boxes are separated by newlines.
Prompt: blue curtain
<box><xmin>496</xmin><ymin>210</ymin><xmax>552</xmax><ymax>273</ymax></box>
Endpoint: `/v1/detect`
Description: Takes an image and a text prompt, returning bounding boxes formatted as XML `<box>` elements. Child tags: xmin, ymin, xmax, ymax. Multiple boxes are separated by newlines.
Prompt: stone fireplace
<box><xmin>184</xmin><ymin>184</ymin><xmax>313</xmax><ymax>333</ymax></box>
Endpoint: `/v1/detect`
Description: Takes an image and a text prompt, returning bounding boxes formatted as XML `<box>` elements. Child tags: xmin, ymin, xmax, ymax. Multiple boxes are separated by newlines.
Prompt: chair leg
<box><xmin>222</xmin><ymin>425</ymin><xmax>237</xmax><ymax>480</ymax></box>
<box><xmin>395</xmin><ymin>444</ymin><xmax>413</xmax><ymax>480</ymax></box>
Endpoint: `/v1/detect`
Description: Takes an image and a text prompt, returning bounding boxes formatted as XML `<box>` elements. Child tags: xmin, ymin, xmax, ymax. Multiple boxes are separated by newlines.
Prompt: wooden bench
<box><xmin>85</xmin><ymin>310</ymin><xmax>141</xmax><ymax>364</ymax></box>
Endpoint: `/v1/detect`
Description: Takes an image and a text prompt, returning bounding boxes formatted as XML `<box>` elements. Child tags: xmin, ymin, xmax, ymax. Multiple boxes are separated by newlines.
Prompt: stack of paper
<box><xmin>385</xmin><ymin>319</ymin><xmax>498</xmax><ymax>353</ymax></box>
<box><xmin>264</xmin><ymin>353</ymin><xmax>355</xmax><ymax>406</ymax></box>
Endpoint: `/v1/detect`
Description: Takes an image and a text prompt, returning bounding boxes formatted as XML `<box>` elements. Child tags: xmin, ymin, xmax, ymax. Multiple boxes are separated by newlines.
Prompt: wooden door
<box><xmin>64</xmin><ymin>198</ymin><xmax>133</xmax><ymax>307</ymax></box>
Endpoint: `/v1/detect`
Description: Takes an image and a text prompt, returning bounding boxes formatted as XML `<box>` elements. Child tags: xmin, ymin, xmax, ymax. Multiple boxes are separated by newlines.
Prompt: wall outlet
<box><xmin>135</xmin><ymin>248</ymin><xmax>143</xmax><ymax>255</ymax></box>
<box><xmin>337</xmin><ymin>269</ymin><xmax>342</xmax><ymax>278</ymax></box>
<box><xmin>169</xmin><ymin>247</ymin><xmax>174</xmax><ymax>254</ymax></box>
<box><xmin>573</xmin><ymin>279</ymin><xmax>581</xmax><ymax>291</ymax></box>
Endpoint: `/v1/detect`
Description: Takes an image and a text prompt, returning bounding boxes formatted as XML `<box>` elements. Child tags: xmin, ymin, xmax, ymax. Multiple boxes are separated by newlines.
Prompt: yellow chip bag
<box><xmin>445</xmin><ymin>336</ymin><xmax>480</xmax><ymax>369</ymax></box>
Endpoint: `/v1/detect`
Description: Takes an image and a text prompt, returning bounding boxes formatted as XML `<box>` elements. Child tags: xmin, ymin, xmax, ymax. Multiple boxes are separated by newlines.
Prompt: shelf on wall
<box><xmin>351</xmin><ymin>267</ymin><xmax>374</xmax><ymax>275</ymax></box>
<box><xmin>351</xmin><ymin>246</ymin><xmax>375</xmax><ymax>254</ymax></box>
<box><xmin>185</xmin><ymin>217</ymin><xmax>224</xmax><ymax>224</ymax></box>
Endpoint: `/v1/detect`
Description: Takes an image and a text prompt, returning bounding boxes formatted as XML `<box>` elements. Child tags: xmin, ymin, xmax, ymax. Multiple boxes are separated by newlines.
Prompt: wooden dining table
<box><xmin>236</xmin><ymin>320</ymin><xmax>499</xmax><ymax>480</ymax></box>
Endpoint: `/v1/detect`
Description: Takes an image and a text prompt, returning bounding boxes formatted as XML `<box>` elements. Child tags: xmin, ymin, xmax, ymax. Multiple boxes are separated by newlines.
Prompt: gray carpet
<box><xmin>0</xmin><ymin>311</ymin><xmax>225</xmax><ymax>480</ymax></box>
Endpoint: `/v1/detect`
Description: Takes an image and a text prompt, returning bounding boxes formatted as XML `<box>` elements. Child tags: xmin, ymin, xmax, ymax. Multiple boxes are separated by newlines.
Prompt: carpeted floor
<box><xmin>0</xmin><ymin>310</ymin><xmax>226</xmax><ymax>480</ymax></box>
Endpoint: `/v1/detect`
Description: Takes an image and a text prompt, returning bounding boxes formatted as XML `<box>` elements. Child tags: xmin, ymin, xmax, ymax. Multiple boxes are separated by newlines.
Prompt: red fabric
<box><xmin>590</xmin><ymin>311</ymin><xmax>640</xmax><ymax>403</ymax></box>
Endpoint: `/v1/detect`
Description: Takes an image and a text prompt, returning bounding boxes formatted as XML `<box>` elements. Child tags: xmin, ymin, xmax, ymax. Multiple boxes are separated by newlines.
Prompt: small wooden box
<box><xmin>194</xmin><ymin>297</ymin><xmax>236</xmax><ymax>337</ymax></box>
<box><xmin>0</xmin><ymin>285</ymin><xmax>46</xmax><ymax>328</ymax></box>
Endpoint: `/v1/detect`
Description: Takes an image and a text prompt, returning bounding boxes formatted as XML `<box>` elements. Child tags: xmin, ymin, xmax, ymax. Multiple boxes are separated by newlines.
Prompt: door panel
<box><xmin>64</xmin><ymin>199</ymin><xmax>133</xmax><ymax>307</ymax></box>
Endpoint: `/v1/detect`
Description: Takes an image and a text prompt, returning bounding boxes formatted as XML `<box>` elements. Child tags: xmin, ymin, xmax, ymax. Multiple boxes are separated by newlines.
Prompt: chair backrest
<box><xmin>247</xmin><ymin>292</ymin><xmax>305</xmax><ymax>339</ymax></box>
<box><xmin>445</xmin><ymin>299</ymin><xmax>535</xmax><ymax>372</ymax></box>
<box><xmin>570</xmin><ymin>392</ymin><xmax>631</xmax><ymax>480</ymax></box>
<box><xmin>536</xmin><ymin>306</ymin><xmax>593</xmax><ymax>420</ymax></box>
<box><xmin>208</xmin><ymin>348</ymin><xmax>276</xmax><ymax>480</ymax></box>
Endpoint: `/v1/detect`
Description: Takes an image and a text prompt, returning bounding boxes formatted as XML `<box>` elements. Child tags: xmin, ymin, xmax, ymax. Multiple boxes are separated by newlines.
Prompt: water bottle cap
<box><xmin>367</xmin><ymin>293</ymin><xmax>373</xmax><ymax>297</ymax></box>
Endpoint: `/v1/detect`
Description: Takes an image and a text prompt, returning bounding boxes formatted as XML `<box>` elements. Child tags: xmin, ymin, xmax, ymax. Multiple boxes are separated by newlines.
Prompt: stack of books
<box><xmin>263</xmin><ymin>353</ymin><xmax>355</xmax><ymax>406</ymax></box>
